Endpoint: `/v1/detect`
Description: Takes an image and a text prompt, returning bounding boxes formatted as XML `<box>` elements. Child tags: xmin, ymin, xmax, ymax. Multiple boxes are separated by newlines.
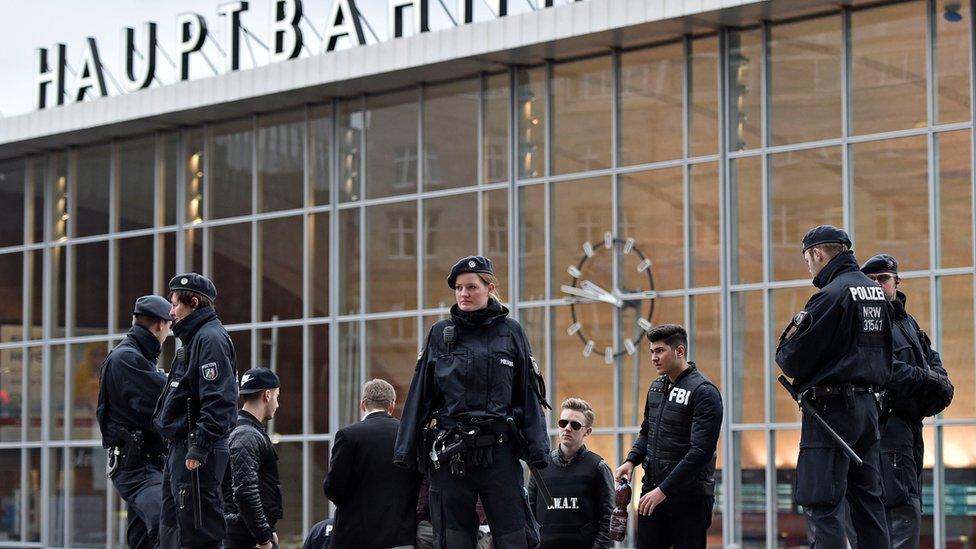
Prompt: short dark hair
<box><xmin>646</xmin><ymin>324</ymin><xmax>688</xmax><ymax>351</ymax></box>
<box><xmin>242</xmin><ymin>390</ymin><xmax>267</xmax><ymax>404</ymax></box>
<box><xmin>133</xmin><ymin>314</ymin><xmax>164</xmax><ymax>330</ymax></box>
<box><xmin>169</xmin><ymin>290</ymin><xmax>213</xmax><ymax>310</ymax></box>
<box><xmin>812</xmin><ymin>242</ymin><xmax>847</xmax><ymax>259</ymax></box>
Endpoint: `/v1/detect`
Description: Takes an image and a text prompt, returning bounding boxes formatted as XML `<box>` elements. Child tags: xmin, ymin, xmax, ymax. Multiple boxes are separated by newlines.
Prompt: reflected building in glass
<box><xmin>0</xmin><ymin>0</ymin><xmax>975</xmax><ymax>546</ymax></box>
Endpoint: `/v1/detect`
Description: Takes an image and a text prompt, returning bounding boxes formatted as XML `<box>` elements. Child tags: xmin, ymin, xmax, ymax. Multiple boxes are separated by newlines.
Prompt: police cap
<box><xmin>447</xmin><ymin>256</ymin><xmax>494</xmax><ymax>289</ymax></box>
<box><xmin>133</xmin><ymin>295</ymin><xmax>172</xmax><ymax>321</ymax></box>
<box><xmin>801</xmin><ymin>225</ymin><xmax>852</xmax><ymax>253</ymax></box>
<box><xmin>861</xmin><ymin>253</ymin><xmax>899</xmax><ymax>276</ymax></box>
<box><xmin>239</xmin><ymin>367</ymin><xmax>280</xmax><ymax>395</ymax></box>
<box><xmin>168</xmin><ymin>273</ymin><xmax>217</xmax><ymax>302</ymax></box>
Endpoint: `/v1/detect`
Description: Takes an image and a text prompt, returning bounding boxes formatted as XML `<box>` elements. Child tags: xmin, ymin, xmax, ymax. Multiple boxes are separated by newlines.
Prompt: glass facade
<box><xmin>0</xmin><ymin>0</ymin><xmax>973</xmax><ymax>546</ymax></box>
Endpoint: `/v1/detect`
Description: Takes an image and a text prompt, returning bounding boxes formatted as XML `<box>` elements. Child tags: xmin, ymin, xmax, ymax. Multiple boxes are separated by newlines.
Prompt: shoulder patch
<box><xmin>201</xmin><ymin>362</ymin><xmax>218</xmax><ymax>381</ymax></box>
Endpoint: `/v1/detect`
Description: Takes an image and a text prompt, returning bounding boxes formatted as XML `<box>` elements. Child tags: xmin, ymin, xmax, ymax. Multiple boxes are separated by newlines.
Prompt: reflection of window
<box><xmin>576</xmin><ymin>209</ymin><xmax>603</xmax><ymax>244</ymax></box>
<box><xmin>424</xmin><ymin>210</ymin><xmax>441</xmax><ymax>258</ymax></box>
<box><xmin>393</xmin><ymin>146</ymin><xmax>418</xmax><ymax>189</ymax></box>
<box><xmin>486</xmin><ymin>144</ymin><xmax>506</xmax><ymax>181</ymax></box>
<box><xmin>390</xmin><ymin>317</ymin><xmax>411</xmax><ymax>342</ymax></box>
<box><xmin>487</xmin><ymin>212</ymin><xmax>507</xmax><ymax>254</ymax></box>
<box><xmin>580</xmin><ymin>70</ymin><xmax>612</xmax><ymax>99</ymax></box>
<box><xmin>423</xmin><ymin>145</ymin><xmax>442</xmax><ymax>186</ymax></box>
<box><xmin>520</xmin><ymin>220</ymin><xmax>536</xmax><ymax>253</ymax></box>
<box><xmin>388</xmin><ymin>212</ymin><xmax>416</xmax><ymax>259</ymax></box>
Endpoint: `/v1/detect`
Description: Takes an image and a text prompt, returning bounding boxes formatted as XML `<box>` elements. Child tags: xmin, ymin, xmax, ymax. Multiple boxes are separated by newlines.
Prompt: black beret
<box><xmin>801</xmin><ymin>225</ymin><xmax>852</xmax><ymax>253</ymax></box>
<box><xmin>447</xmin><ymin>256</ymin><xmax>494</xmax><ymax>289</ymax></box>
<box><xmin>133</xmin><ymin>295</ymin><xmax>172</xmax><ymax>321</ymax></box>
<box><xmin>239</xmin><ymin>367</ymin><xmax>280</xmax><ymax>395</ymax></box>
<box><xmin>169</xmin><ymin>273</ymin><xmax>217</xmax><ymax>302</ymax></box>
<box><xmin>861</xmin><ymin>253</ymin><xmax>899</xmax><ymax>276</ymax></box>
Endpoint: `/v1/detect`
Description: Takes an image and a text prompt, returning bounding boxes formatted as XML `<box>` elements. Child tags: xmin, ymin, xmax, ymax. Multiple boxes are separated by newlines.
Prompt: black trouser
<box><xmin>159</xmin><ymin>439</ymin><xmax>230</xmax><ymax>549</ymax></box>
<box><xmin>112</xmin><ymin>463</ymin><xmax>164</xmax><ymax>549</ymax></box>
<box><xmin>796</xmin><ymin>393</ymin><xmax>889</xmax><ymax>549</ymax></box>
<box><xmin>879</xmin><ymin>414</ymin><xmax>924</xmax><ymax>549</ymax></box>
<box><xmin>224</xmin><ymin>515</ymin><xmax>279</xmax><ymax>549</ymax></box>
<box><xmin>428</xmin><ymin>442</ymin><xmax>534</xmax><ymax>549</ymax></box>
<box><xmin>636</xmin><ymin>495</ymin><xmax>713</xmax><ymax>548</ymax></box>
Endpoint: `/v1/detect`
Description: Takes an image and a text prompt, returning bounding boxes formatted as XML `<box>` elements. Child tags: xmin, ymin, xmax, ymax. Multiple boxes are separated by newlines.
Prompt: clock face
<box><xmin>561</xmin><ymin>232</ymin><xmax>655</xmax><ymax>364</ymax></box>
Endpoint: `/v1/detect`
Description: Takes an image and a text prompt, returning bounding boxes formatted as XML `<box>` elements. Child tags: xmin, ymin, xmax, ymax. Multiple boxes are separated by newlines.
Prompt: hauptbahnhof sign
<box><xmin>33</xmin><ymin>0</ymin><xmax>570</xmax><ymax>111</ymax></box>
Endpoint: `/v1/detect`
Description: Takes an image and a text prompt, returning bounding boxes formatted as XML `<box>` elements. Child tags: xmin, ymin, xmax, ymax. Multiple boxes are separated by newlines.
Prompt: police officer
<box><xmin>529</xmin><ymin>397</ymin><xmax>613</xmax><ymax>549</ymax></box>
<box><xmin>775</xmin><ymin>226</ymin><xmax>895</xmax><ymax>548</ymax></box>
<box><xmin>97</xmin><ymin>295</ymin><xmax>171</xmax><ymax>548</ymax></box>
<box><xmin>395</xmin><ymin>255</ymin><xmax>550</xmax><ymax>549</ymax></box>
<box><xmin>861</xmin><ymin>254</ymin><xmax>953</xmax><ymax>548</ymax></box>
<box><xmin>614</xmin><ymin>324</ymin><xmax>722</xmax><ymax>549</ymax></box>
<box><xmin>153</xmin><ymin>273</ymin><xmax>238</xmax><ymax>548</ymax></box>
<box><xmin>223</xmin><ymin>367</ymin><xmax>283</xmax><ymax>549</ymax></box>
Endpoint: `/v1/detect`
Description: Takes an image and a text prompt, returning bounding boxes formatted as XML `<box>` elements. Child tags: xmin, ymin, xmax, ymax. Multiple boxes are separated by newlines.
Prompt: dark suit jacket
<box><xmin>323</xmin><ymin>411</ymin><xmax>421</xmax><ymax>549</ymax></box>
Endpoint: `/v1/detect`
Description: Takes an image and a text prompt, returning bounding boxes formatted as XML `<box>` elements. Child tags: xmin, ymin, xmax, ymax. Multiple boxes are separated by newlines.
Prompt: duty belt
<box><xmin>428</xmin><ymin>418</ymin><xmax>510</xmax><ymax>475</ymax></box>
<box><xmin>802</xmin><ymin>384</ymin><xmax>880</xmax><ymax>400</ymax></box>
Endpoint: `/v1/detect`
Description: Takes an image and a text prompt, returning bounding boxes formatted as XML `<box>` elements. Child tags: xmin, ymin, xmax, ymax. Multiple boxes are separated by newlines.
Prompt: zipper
<box><xmin>649</xmin><ymin>378</ymin><xmax>671</xmax><ymax>485</ymax></box>
<box><xmin>485</xmin><ymin>331</ymin><xmax>491</xmax><ymax>407</ymax></box>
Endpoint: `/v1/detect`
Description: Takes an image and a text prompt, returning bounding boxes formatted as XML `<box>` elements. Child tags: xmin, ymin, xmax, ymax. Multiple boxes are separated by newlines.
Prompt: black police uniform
<box><xmin>154</xmin><ymin>275</ymin><xmax>238</xmax><ymax>548</ymax></box>
<box><xmin>625</xmin><ymin>363</ymin><xmax>722</xmax><ymax>549</ymax></box>
<box><xmin>861</xmin><ymin>255</ymin><xmax>954</xmax><ymax>549</ymax></box>
<box><xmin>97</xmin><ymin>299</ymin><xmax>169</xmax><ymax>549</ymax></box>
<box><xmin>395</xmin><ymin>256</ymin><xmax>550</xmax><ymax>549</ymax></box>
<box><xmin>776</xmin><ymin>234</ymin><xmax>892</xmax><ymax>548</ymax></box>
<box><xmin>222</xmin><ymin>409</ymin><xmax>283</xmax><ymax>548</ymax></box>
<box><xmin>528</xmin><ymin>446</ymin><xmax>614</xmax><ymax>549</ymax></box>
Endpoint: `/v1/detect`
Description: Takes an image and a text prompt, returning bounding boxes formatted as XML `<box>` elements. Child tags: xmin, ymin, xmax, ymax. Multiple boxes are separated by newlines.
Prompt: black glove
<box><xmin>921</xmin><ymin>370</ymin><xmax>954</xmax><ymax>417</ymax></box>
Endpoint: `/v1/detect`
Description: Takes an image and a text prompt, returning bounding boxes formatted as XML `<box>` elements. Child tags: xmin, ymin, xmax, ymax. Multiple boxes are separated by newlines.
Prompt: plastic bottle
<box><xmin>609</xmin><ymin>476</ymin><xmax>632</xmax><ymax>541</ymax></box>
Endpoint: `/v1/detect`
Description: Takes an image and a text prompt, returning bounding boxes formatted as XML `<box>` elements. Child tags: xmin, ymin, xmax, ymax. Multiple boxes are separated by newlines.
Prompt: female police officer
<box><xmin>395</xmin><ymin>256</ymin><xmax>550</xmax><ymax>549</ymax></box>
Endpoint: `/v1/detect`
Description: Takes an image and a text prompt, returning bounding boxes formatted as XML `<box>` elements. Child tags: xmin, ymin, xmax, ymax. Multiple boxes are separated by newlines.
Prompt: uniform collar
<box><xmin>127</xmin><ymin>324</ymin><xmax>161</xmax><ymax>363</ymax></box>
<box><xmin>172</xmin><ymin>305</ymin><xmax>217</xmax><ymax>343</ymax></box>
<box><xmin>813</xmin><ymin>250</ymin><xmax>859</xmax><ymax>289</ymax></box>
<box><xmin>891</xmin><ymin>291</ymin><xmax>909</xmax><ymax>319</ymax></box>
<box><xmin>450</xmin><ymin>298</ymin><xmax>508</xmax><ymax>329</ymax></box>
<box><xmin>667</xmin><ymin>361</ymin><xmax>697</xmax><ymax>384</ymax></box>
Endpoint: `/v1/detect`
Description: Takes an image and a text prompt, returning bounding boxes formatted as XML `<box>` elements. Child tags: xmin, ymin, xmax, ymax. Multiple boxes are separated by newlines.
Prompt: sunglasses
<box><xmin>558</xmin><ymin>419</ymin><xmax>584</xmax><ymax>431</ymax></box>
<box><xmin>868</xmin><ymin>274</ymin><xmax>896</xmax><ymax>284</ymax></box>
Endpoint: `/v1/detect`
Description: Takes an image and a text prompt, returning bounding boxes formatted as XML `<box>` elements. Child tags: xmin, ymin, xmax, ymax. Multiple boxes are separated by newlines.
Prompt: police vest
<box><xmin>641</xmin><ymin>366</ymin><xmax>716</xmax><ymax>496</ymax></box>
<box><xmin>533</xmin><ymin>449</ymin><xmax>605</xmax><ymax>549</ymax></box>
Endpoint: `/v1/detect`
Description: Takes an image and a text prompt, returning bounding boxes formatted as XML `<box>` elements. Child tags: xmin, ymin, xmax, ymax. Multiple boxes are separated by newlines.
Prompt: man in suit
<box><xmin>324</xmin><ymin>379</ymin><xmax>422</xmax><ymax>549</ymax></box>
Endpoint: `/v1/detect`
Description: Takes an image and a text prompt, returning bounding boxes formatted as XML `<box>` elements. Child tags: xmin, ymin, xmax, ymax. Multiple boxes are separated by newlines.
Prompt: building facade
<box><xmin>0</xmin><ymin>0</ymin><xmax>974</xmax><ymax>546</ymax></box>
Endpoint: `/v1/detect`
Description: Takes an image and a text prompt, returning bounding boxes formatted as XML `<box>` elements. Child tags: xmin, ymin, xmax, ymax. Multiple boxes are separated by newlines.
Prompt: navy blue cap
<box><xmin>801</xmin><ymin>225</ymin><xmax>852</xmax><ymax>253</ymax></box>
<box><xmin>447</xmin><ymin>256</ymin><xmax>494</xmax><ymax>289</ymax></box>
<box><xmin>239</xmin><ymin>368</ymin><xmax>280</xmax><ymax>395</ymax></box>
<box><xmin>861</xmin><ymin>253</ymin><xmax>899</xmax><ymax>276</ymax></box>
<box><xmin>133</xmin><ymin>295</ymin><xmax>172</xmax><ymax>321</ymax></box>
<box><xmin>168</xmin><ymin>273</ymin><xmax>217</xmax><ymax>302</ymax></box>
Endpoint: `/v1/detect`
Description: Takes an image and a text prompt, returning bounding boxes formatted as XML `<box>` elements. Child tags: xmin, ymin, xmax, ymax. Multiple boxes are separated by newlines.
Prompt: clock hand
<box><xmin>579</xmin><ymin>280</ymin><xmax>624</xmax><ymax>308</ymax></box>
<box><xmin>559</xmin><ymin>284</ymin><xmax>602</xmax><ymax>301</ymax></box>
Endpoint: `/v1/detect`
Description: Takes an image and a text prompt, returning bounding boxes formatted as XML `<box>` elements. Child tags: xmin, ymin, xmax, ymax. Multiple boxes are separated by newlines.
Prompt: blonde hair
<box><xmin>561</xmin><ymin>397</ymin><xmax>595</xmax><ymax>427</ymax></box>
<box><xmin>476</xmin><ymin>273</ymin><xmax>502</xmax><ymax>302</ymax></box>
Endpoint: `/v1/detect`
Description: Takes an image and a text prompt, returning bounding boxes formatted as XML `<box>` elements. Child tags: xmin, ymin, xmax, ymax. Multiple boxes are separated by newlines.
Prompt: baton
<box><xmin>187</xmin><ymin>398</ymin><xmax>203</xmax><ymax>529</ymax></box>
<box><xmin>777</xmin><ymin>375</ymin><xmax>864</xmax><ymax>467</ymax></box>
<box><xmin>506</xmin><ymin>418</ymin><xmax>556</xmax><ymax>509</ymax></box>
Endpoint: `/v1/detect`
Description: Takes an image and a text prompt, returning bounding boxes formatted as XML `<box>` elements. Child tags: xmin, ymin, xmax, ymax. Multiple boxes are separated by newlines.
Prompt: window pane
<box><xmin>691</xmin><ymin>162</ymin><xmax>720</xmax><ymax>287</ymax></box>
<box><xmin>28</xmin><ymin>251</ymin><xmax>41</xmax><ymax>339</ymax></box>
<box><xmin>774</xmin><ymin>430</ymin><xmax>806</xmax><ymax>546</ymax></box>
<box><xmin>0</xmin><ymin>252</ymin><xmax>23</xmax><ymax>341</ymax></box>
<box><xmin>27</xmin><ymin>347</ymin><xmax>42</xmax><ymax>441</ymax></box>
<box><xmin>162</xmin><ymin>232</ymin><xmax>176</xmax><ymax>296</ymax></box>
<box><xmin>338</xmin><ymin>99</ymin><xmax>363</xmax><ymax>202</ymax></box>
<box><xmin>258</xmin><ymin>110</ymin><xmax>305</xmax><ymax>213</ymax></box>
<box><xmin>424</xmin><ymin>78</ymin><xmax>478</xmax><ymax>190</ymax></box>
<box><xmin>733</xmin><ymin>430</ymin><xmax>767</xmax><ymax>547</ymax></box>
<box><xmin>619</xmin><ymin>42</ymin><xmax>684</xmax><ymax>166</ymax></box>
<box><xmin>185</xmin><ymin>129</ymin><xmax>205</xmax><ymax>224</ymax></box>
<box><xmin>729</xmin><ymin>29</ymin><xmax>762</xmax><ymax>151</ymax></box>
<box><xmin>551</xmin><ymin>177</ymin><xmax>612</xmax><ymax>298</ymax></box>
<box><xmin>851</xmin><ymin>1</ymin><xmax>927</xmax><ymax>135</ymax></box>
<box><xmin>118</xmin><ymin>136</ymin><xmax>155</xmax><ymax>232</ymax></box>
<box><xmin>771</xmin><ymin>286</ymin><xmax>813</xmax><ymax>423</ymax></box>
<box><xmin>690</xmin><ymin>36</ymin><xmax>719</xmax><ymax>157</ymax></box>
<box><xmin>517</xmin><ymin>67</ymin><xmax>546</xmax><ymax>179</ymax></box>
<box><xmin>311</xmin><ymin>441</ymin><xmax>331</xmax><ymax>528</ymax></box>
<box><xmin>769</xmin><ymin>15</ymin><xmax>842</xmax><ymax>145</ymax></box>
<box><xmin>52</xmin><ymin>154</ymin><xmax>68</xmax><ymax>241</ymax></box>
<box><xmin>0</xmin><ymin>347</ymin><xmax>23</xmax><ymax>442</ymax></box>
<box><xmin>310</xmin><ymin>105</ymin><xmax>332</xmax><ymax>206</ymax></box>
<box><xmin>70</xmin><ymin>447</ymin><xmax>107</xmax><ymax>547</ymax></box>
<box><xmin>70</xmin><ymin>342</ymin><xmax>107</xmax><ymax>441</ymax></box>
<box><xmin>552</xmin><ymin>57</ymin><xmax>612</xmax><ymax>175</ymax></box>
<box><xmin>260</xmin><ymin>216</ymin><xmax>303</xmax><ymax>321</ymax></box>
<box><xmin>311</xmin><ymin>324</ymin><xmax>330</xmax><ymax>434</ymax></box>
<box><xmin>185</xmin><ymin>227</ymin><xmax>203</xmax><ymax>274</ymax></box>
<box><xmin>339</xmin><ymin>209</ymin><xmax>360</xmax><ymax>315</ymax></box>
<box><xmin>118</xmin><ymin>236</ymin><xmax>155</xmax><ymax>332</ymax></box>
<box><xmin>26</xmin><ymin>448</ymin><xmax>39</xmax><ymax>541</ymax></box>
<box><xmin>484</xmin><ymin>189</ymin><xmax>509</xmax><ymax>290</ymax></box>
<box><xmin>366</xmin><ymin>203</ymin><xmax>416</xmax><ymax>312</ymax></box>
<box><xmin>731</xmin><ymin>157</ymin><xmax>763</xmax><ymax>284</ymax></box>
<box><xmin>941</xmin><ymin>275</ymin><xmax>974</xmax><ymax>419</ymax></box>
<box><xmin>259</xmin><ymin>326</ymin><xmax>302</xmax><ymax>434</ymax></box>
<box><xmin>731</xmin><ymin>291</ymin><xmax>764</xmax><ymax>424</ymax></box>
<box><xmin>52</xmin><ymin>245</ymin><xmax>67</xmax><ymax>338</ymax></box>
<box><xmin>620</xmin><ymin>297</ymin><xmax>684</xmax><ymax>426</ymax></box>
<box><xmin>73</xmin><ymin>242</ymin><xmax>108</xmax><ymax>336</ymax></box>
<box><xmin>853</xmin><ymin>136</ymin><xmax>929</xmax><ymax>270</ymax></box>
<box><xmin>210</xmin><ymin>119</ymin><xmax>253</xmax><ymax>219</ymax></box>
<box><xmin>553</xmin><ymin>305</ymin><xmax>614</xmax><ymax>423</ymax></box>
<box><xmin>74</xmin><ymin>145</ymin><xmax>111</xmax><ymax>237</ymax></box>
<box><xmin>49</xmin><ymin>447</ymin><xmax>65</xmax><ymax>546</ymax></box>
<box><xmin>211</xmin><ymin>223</ymin><xmax>252</xmax><ymax>325</ymax></box>
<box><xmin>51</xmin><ymin>345</ymin><xmax>65</xmax><ymax>440</ymax></box>
<box><xmin>518</xmin><ymin>184</ymin><xmax>545</xmax><ymax>302</ymax></box>
<box><xmin>770</xmin><ymin>147</ymin><xmax>844</xmax><ymax>281</ymax></box>
<box><xmin>366</xmin><ymin>90</ymin><xmax>419</xmax><ymax>199</ymax></box>
<box><xmin>424</xmin><ymin>194</ymin><xmax>477</xmax><ymax>309</ymax></box>
<box><xmin>943</xmin><ymin>425</ymin><xmax>976</xmax><ymax>545</ymax></box>
<box><xmin>162</xmin><ymin>133</ymin><xmax>178</xmax><ymax>226</ymax></box>
<box><xmin>692</xmin><ymin>293</ymin><xmax>723</xmax><ymax>393</ymax></box>
<box><xmin>620</xmin><ymin>168</ymin><xmax>684</xmax><ymax>290</ymax></box>
<box><xmin>274</xmin><ymin>442</ymin><xmax>304</xmax><ymax>547</ymax></box>
<box><xmin>938</xmin><ymin>130</ymin><xmax>973</xmax><ymax>268</ymax></box>
<box><xmin>0</xmin><ymin>159</ymin><xmax>25</xmax><ymax>247</ymax></box>
<box><xmin>229</xmin><ymin>329</ymin><xmax>252</xmax><ymax>373</ymax></box>
<box><xmin>484</xmin><ymin>72</ymin><xmax>510</xmax><ymax>183</ymax></box>
<box><xmin>337</xmin><ymin>322</ymin><xmax>361</xmax><ymax>428</ymax></box>
<box><xmin>366</xmin><ymin>317</ymin><xmax>416</xmax><ymax>418</ymax></box>
<box><xmin>29</xmin><ymin>157</ymin><xmax>45</xmax><ymax>244</ymax></box>
<box><xmin>310</xmin><ymin>213</ymin><xmax>329</xmax><ymax>318</ymax></box>
<box><xmin>936</xmin><ymin>0</ymin><xmax>971</xmax><ymax>124</ymax></box>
